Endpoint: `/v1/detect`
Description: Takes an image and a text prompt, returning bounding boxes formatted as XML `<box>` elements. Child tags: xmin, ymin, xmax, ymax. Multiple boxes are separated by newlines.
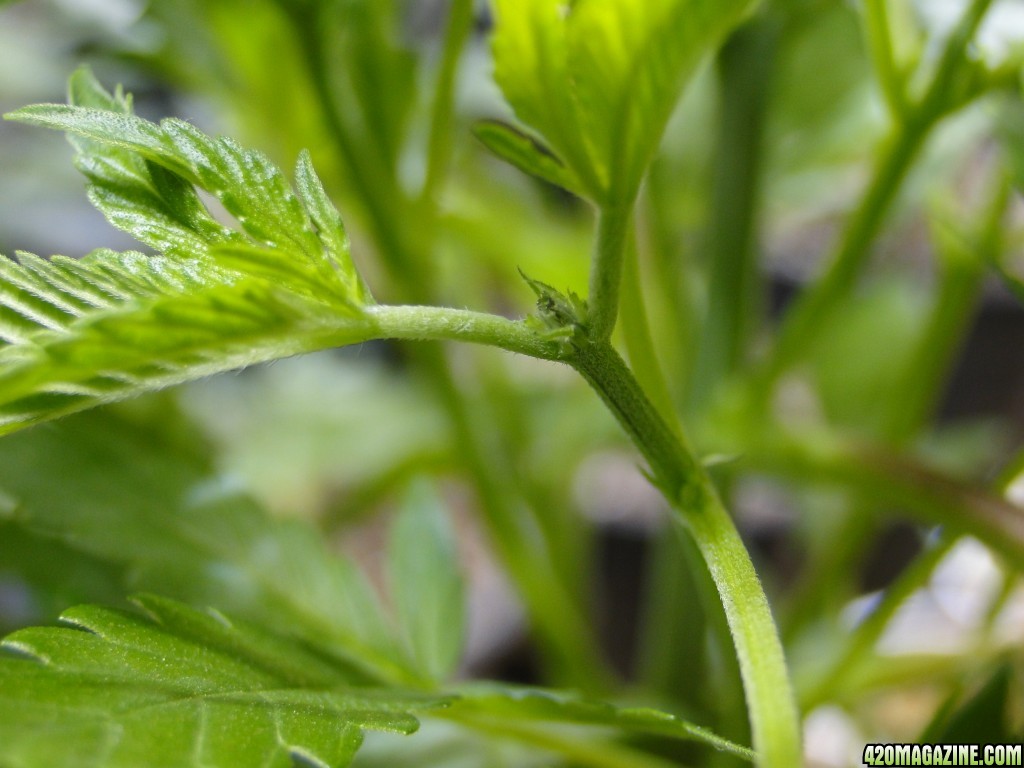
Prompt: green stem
<box><xmin>587</xmin><ymin>204</ymin><xmax>634</xmax><ymax>342</ymax></box>
<box><xmin>642</xmin><ymin>164</ymin><xmax>699</xmax><ymax>398</ymax></box>
<box><xmin>620</xmin><ymin>223</ymin><xmax>680</xmax><ymax>435</ymax></box>
<box><xmin>910</xmin><ymin>0</ymin><xmax>995</xmax><ymax>118</ymax></box>
<box><xmin>758</xmin><ymin>115</ymin><xmax>929</xmax><ymax>392</ymax></box>
<box><xmin>568</xmin><ymin>341</ymin><xmax>800</xmax><ymax>768</ymax></box>
<box><xmin>756</xmin><ymin>0</ymin><xmax>995</xmax><ymax>400</ymax></box>
<box><xmin>737</xmin><ymin>427</ymin><xmax>1024</xmax><ymax>568</ymax></box>
<box><xmin>291</xmin><ymin>6</ymin><xmax>611</xmax><ymax>685</ymax></box>
<box><xmin>688</xmin><ymin>16</ymin><xmax>779</xmax><ymax>414</ymax></box>
<box><xmin>863</xmin><ymin>0</ymin><xmax>907</xmax><ymax>117</ymax></box>
<box><xmin>367</xmin><ymin>305</ymin><xmax>564</xmax><ymax>359</ymax></box>
<box><xmin>784</xmin><ymin>172</ymin><xmax>1006</xmax><ymax>643</ymax></box>
<box><xmin>622</xmin><ymin>225</ymin><xmax>750</xmax><ymax>748</ymax></box>
<box><xmin>368</xmin><ymin>303</ymin><xmax>803</xmax><ymax>762</ymax></box>
<box><xmin>800</xmin><ymin>536</ymin><xmax>955</xmax><ymax>709</ymax></box>
<box><xmin>880</xmin><ymin>173</ymin><xmax>1005</xmax><ymax>442</ymax></box>
<box><xmin>419</xmin><ymin>0</ymin><xmax>474</xmax><ymax>207</ymax></box>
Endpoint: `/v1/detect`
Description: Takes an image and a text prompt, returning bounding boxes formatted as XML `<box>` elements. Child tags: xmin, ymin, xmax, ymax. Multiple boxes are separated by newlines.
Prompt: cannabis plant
<box><xmin>1</xmin><ymin>0</ymin><xmax>1023</xmax><ymax>766</ymax></box>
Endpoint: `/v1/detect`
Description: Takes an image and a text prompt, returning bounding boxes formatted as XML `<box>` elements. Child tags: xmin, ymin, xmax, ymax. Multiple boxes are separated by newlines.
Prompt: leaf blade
<box><xmin>388</xmin><ymin>481</ymin><xmax>466</xmax><ymax>682</ymax></box>
<box><xmin>0</xmin><ymin>596</ymin><xmax>446</xmax><ymax>768</ymax></box>
<box><xmin>0</xmin><ymin>71</ymin><xmax>374</xmax><ymax>434</ymax></box>
<box><xmin>473</xmin><ymin>120</ymin><xmax>584</xmax><ymax>196</ymax></box>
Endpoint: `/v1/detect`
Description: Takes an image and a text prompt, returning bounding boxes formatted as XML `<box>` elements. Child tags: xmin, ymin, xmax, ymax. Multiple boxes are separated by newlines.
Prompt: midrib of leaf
<box><xmin>0</xmin><ymin>272</ymin><xmax>372</xmax><ymax>434</ymax></box>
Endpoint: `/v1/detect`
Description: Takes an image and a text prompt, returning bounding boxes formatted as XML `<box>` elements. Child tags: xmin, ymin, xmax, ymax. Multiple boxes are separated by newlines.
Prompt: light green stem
<box><xmin>366</xmin><ymin>305</ymin><xmax>563</xmax><ymax>359</ymax></box>
<box><xmin>620</xmin><ymin>224</ymin><xmax>680</xmax><ymax>436</ymax></box>
<box><xmin>863</xmin><ymin>0</ymin><xmax>906</xmax><ymax>117</ymax></box>
<box><xmin>569</xmin><ymin>342</ymin><xmax>801</xmax><ymax>768</ymax></box>
<box><xmin>587</xmin><ymin>204</ymin><xmax>633</xmax><ymax>342</ymax></box>
<box><xmin>420</xmin><ymin>0</ymin><xmax>474</xmax><ymax>207</ymax></box>
<box><xmin>689</xmin><ymin>16</ymin><xmax>778</xmax><ymax>414</ymax></box>
<box><xmin>366</xmin><ymin>303</ymin><xmax>802</xmax><ymax>764</ymax></box>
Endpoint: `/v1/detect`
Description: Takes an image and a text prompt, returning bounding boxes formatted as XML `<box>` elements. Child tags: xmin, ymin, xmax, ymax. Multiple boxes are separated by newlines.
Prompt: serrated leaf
<box><xmin>491</xmin><ymin>0</ymin><xmax>759</xmax><ymax>204</ymax></box>
<box><xmin>0</xmin><ymin>595</ymin><xmax>447</xmax><ymax>768</ymax></box>
<box><xmin>0</xmin><ymin>408</ymin><xmax>423</xmax><ymax>686</ymax></box>
<box><xmin>0</xmin><ymin>70</ymin><xmax>376</xmax><ymax>435</ymax></box>
<box><xmin>294</xmin><ymin>150</ymin><xmax>369</xmax><ymax>304</ymax></box>
<box><xmin>447</xmin><ymin>685</ymin><xmax>755</xmax><ymax>761</ymax></box>
<box><xmin>473</xmin><ymin>120</ymin><xmax>584</xmax><ymax>196</ymax></box>
<box><xmin>388</xmin><ymin>481</ymin><xmax>466</xmax><ymax>682</ymax></box>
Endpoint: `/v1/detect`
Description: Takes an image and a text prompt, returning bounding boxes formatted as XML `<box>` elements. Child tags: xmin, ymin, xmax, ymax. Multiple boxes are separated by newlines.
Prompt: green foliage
<box><xmin>447</xmin><ymin>686</ymin><xmax>756</xmax><ymax>762</ymax></box>
<box><xmin>0</xmin><ymin>405</ymin><xmax>751</xmax><ymax>765</ymax></box>
<box><xmin>919</xmin><ymin>664</ymin><xmax>1021</xmax><ymax>744</ymax></box>
<box><xmin>3</xmin><ymin>0</ymin><xmax>1024</xmax><ymax>766</ymax></box>
<box><xmin>473</xmin><ymin>120</ymin><xmax>584</xmax><ymax>197</ymax></box>
<box><xmin>388</xmin><ymin>482</ymin><xmax>466</xmax><ymax>682</ymax></box>
<box><xmin>490</xmin><ymin>0</ymin><xmax>759</xmax><ymax>204</ymax></box>
<box><xmin>0</xmin><ymin>595</ymin><xmax>440</xmax><ymax>768</ymax></box>
<box><xmin>0</xmin><ymin>408</ymin><xmax>418</xmax><ymax>685</ymax></box>
<box><xmin>0</xmin><ymin>68</ymin><xmax>374</xmax><ymax>435</ymax></box>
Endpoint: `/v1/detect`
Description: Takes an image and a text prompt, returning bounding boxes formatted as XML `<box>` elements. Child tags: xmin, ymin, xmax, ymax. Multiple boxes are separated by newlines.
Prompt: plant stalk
<box><xmin>420</xmin><ymin>0</ymin><xmax>475</xmax><ymax>208</ymax></box>
<box><xmin>369</xmin><ymin>304</ymin><xmax>803</xmax><ymax>763</ymax></box>
<box><xmin>688</xmin><ymin>16</ymin><xmax>779</xmax><ymax>414</ymax></box>
<box><xmin>587</xmin><ymin>204</ymin><xmax>634</xmax><ymax>342</ymax></box>
<box><xmin>568</xmin><ymin>341</ymin><xmax>801</xmax><ymax>768</ymax></box>
<box><xmin>290</xmin><ymin>7</ymin><xmax>612</xmax><ymax>687</ymax></box>
<box><xmin>755</xmin><ymin>0</ymin><xmax>996</xmax><ymax>401</ymax></box>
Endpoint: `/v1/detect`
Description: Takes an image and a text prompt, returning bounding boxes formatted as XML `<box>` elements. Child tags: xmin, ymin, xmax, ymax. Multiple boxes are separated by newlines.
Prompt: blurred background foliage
<box><xmin>3</xmin><ymin>0</ymin><xmax>1024</xmax><ymax>765</ymax></box>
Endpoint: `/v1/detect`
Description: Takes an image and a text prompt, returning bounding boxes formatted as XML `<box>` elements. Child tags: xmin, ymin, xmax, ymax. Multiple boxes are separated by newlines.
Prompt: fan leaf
<box><xmin>0</xmin><ymin>595</ymin><xmax>447</xmax><ymax>768</ymax></box>
<box><xmin>0</xmin><ymin>68</ymin><xmax>373</xmax><ymax>435</ymax></box>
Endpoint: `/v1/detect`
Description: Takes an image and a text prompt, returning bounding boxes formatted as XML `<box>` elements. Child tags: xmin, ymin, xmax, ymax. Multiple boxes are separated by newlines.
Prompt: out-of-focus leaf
<box><xmin>919</xmin><ymin>663</ymin><xmax>1020</xmax><ymax>744</ymax></box>
<box><xmin>0</xmin><ymin>523</ymin><xmax>125</xmax><ymax>633</ymax></box>
<box><xmin>0</xmin><ymin>595</ymin><xmax>446</xmax><ymax>768</ymax></box>
<box><xmin>473</xmin><ymin>120</ymin><xmax>583</xmax><ymax>197</ymax></box>
<box><xmin>447</xmin><ymin>685</ymin><xmax>755</xmax><ymax>761</ymax></box>
<box><xmin>807</xmin><ymin>279</ymin><xmax>927</xmax><ymax>437</ymax></box>
<box><xmin>491</xmin><ymin>0</ymin><xmax>760</xmax><ymax>204</ymax></box>
<box><xmin>999</xmin><ymin>94</ymin><xmax>1024</xmax><ymax>173</ymax></box>
<box><xmin>181</xmin><ymin>353</ymin><xmax>449</xmax><ymax>517</ymax></box>
<box><xmin>0</xmin><ymin>408</ymin><xmax>421</xmax><ymax>686</ymax></box>
<box><xmin>389</xmin><ymin>481</ymin><xmax>465</xmax><ymax>682</ymax></box>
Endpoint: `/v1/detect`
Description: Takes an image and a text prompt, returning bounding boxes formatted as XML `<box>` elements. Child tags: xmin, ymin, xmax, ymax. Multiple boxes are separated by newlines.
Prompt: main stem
<box><xmin>570</xmin><ymin>341</ymin><xmax>801</xmax><ymax>768</ymax></box>
<box><xmin>587</xmin><ymin>204</ymin><xmax>634</xmax><ymax>342</ymax></box>
<box><xmin>368</xmin><ymin>304</ymin><xmax>802</xmax><ymax>763</ymax></box>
